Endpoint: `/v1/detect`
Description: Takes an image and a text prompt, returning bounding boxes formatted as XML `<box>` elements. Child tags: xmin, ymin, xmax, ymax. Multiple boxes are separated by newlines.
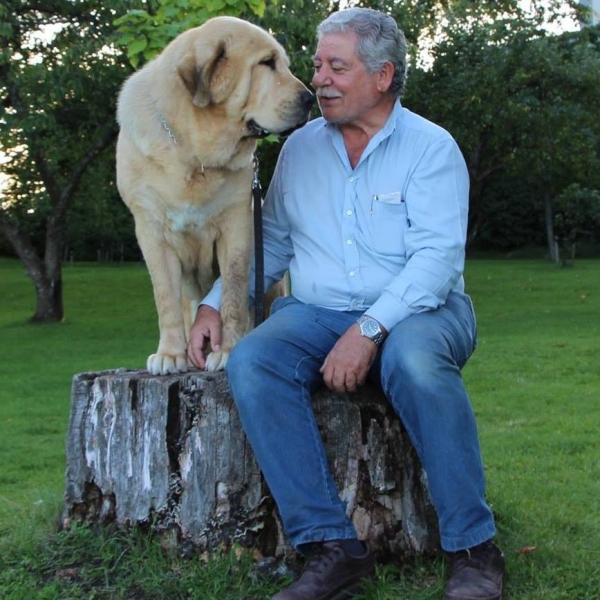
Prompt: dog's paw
<box><xmin>205</xmin><ymin>350</ymin><xmax>229</xmax><ymax>372</ymax></box>
<box><xmin>147</xmin><ymin>352</ymin><xmax>189</xmax><ymax>375</ymax></box>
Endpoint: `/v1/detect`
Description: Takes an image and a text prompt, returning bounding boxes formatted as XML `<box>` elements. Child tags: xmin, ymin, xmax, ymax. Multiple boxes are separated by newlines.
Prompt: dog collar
<box><xmin>158</xmin><ymin>112</ymin><xmax>177</xmax><ymax>144</ymax></box>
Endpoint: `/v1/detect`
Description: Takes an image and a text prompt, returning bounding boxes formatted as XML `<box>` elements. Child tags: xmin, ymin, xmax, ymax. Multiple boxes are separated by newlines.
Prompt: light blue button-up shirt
<box><xmin>204</xmin><ymin>100</ymin><xmax>470</xmax><ymax>332</ymax></box>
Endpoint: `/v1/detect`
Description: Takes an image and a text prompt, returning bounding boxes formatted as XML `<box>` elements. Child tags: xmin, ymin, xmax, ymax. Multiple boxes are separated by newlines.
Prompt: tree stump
<box><xmin>62</xmin><ymin>370</ymin><xmax>439</xmax><ymax>561</ymax></box>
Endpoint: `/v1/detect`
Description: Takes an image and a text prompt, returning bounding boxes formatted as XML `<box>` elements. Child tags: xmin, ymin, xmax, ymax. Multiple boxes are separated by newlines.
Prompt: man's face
<box><xmin>311</xmin><ymin>31</ymin><xmax>383</xmax><ymax>125</ymax></box>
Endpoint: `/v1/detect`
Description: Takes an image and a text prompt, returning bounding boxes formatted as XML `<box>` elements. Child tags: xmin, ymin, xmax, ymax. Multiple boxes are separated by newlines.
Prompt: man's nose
<box><xmin>312</xmin><ymin>68</ymin><xmax>330</xmax><ymax>89</ymax></box>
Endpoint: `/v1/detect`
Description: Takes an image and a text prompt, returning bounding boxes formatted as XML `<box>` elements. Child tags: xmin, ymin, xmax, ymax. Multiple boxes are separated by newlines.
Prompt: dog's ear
<box><xmin>177</xmin><ymin>41</ymin><xmax>230</xmax><ymax>108</ymax></box>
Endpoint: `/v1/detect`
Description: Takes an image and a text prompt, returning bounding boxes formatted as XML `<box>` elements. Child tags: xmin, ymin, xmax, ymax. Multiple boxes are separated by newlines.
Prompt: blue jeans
<box><xmin>226</xmin><ymin>292</ymin><xmax>496</xmax><ymax>552</ymax></box>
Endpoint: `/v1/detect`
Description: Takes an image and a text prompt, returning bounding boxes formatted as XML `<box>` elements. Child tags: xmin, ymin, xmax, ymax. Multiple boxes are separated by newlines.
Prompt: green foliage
<box><xmin>0</xmin><ymin>0</ymin><xmax>137</xmax><ymax>320</ymax></box>
<box><xmin>2</xmin><ymin>0</ymin><xmax>599</xmax><ymax>304</ymax></box>
<box><xmin>404</xmin><ymin>17</ymin><xmax>600</xmax><ymax>251</ymax></box>
<box><xmin>114</xmin><ymin>0</ymin><xmax>279</xmax><ymax>67</ymax></box>
<box><xmin>467</xmin><ymin>173</ymin><xmax>547</xmax><ymax>252</ymax></box>
<box><xmin>64</xmin><ymin>151</ymin><xmax>140</xmax><ymax>261</ymax></box>
<box><xmin>0</xmin><ymin>1</ymin><xmax>132</xmax><ymax>219</ymax></box>
<box><xmin>554</xmin><ymin>184</ymin><xmax>600</xmax><ymax>261</ymax></box>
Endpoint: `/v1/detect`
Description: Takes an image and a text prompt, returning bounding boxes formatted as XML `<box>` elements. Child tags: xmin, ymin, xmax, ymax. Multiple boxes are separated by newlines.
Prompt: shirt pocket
<box><xmin>368</xmin><ymin>191</ymin><xmax>408</xmax><ymax>256</ymax></box>
<box><xmin>373</xmin><ymin>191</ymin><xmax>403</xmax><ymax>206</ymax></box>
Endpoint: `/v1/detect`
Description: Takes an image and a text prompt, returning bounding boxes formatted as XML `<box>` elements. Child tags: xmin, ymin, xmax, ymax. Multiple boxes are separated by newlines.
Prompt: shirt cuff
<box><xmin>199</xmin><ymin>278</ymin><xmax>223</xmax><ymax>312</ymax></box>
<box><xmin>366</xmin><ymin>293</ymin><xmax>412</xmax><ymax>333</ymax></box>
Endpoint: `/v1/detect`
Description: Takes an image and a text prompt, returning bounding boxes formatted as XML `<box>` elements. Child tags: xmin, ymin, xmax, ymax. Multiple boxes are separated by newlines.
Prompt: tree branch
<box><xmin>57</xmin><ymin>125</ymin><xmax>119</xmax><ymax>214</ymax></box>
<box><xmin>0</xmin><ymin>211</ymin><xmax>45</xmax><ymax>278</ymax></box>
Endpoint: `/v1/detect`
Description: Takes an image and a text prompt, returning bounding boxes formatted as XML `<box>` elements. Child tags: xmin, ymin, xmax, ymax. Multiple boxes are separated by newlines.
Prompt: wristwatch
<box><xmin>356</xmin><ymin>315</ymin><xmax>386</xmax><ymax>347</ymax></box>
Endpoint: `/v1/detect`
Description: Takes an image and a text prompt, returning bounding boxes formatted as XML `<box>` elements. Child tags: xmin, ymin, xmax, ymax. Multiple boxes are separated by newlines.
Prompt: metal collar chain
<box><xmin>252</xmin><ymin>155</ymin><xmax>261</xmax><ymax>190</ymax></box>
<box><xmin>159</xmin><ymin>112</ymin><xmax>177</xmax><ymax>144</ymax></box>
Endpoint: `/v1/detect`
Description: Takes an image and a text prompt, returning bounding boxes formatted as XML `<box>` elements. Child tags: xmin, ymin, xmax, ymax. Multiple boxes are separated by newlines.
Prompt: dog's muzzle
<box><xmin>246</xmin><ymin>120</ymin><xmax>271</xmax><ymax>139</ymax></box>
<box><xmin>246</xmin><ymin>116</ymin><xmax>311</xmax><ymax>139</ymax></box>
<box><xmin>246</xmin><ymin>91</ymin><xmax>316</xmax><ymax>139</ymax></box>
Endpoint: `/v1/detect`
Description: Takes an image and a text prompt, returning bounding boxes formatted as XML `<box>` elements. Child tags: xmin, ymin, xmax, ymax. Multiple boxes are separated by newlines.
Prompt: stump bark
<box><xmin>63</xmin><ymin>370</ymin><xmax>439</xmax><ymax>560</ymax></box>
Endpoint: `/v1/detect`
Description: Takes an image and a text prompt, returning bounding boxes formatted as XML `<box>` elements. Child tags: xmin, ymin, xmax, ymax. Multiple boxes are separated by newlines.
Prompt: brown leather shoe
<box><xmin>272</xmin><ymin>540</ymin><xmax>375</xmax><ymax>600</ymax></box>
<box><xmin>443</xmin><ymin>540</ymin><xmax>505</xmax><ymax>600</ymax></box>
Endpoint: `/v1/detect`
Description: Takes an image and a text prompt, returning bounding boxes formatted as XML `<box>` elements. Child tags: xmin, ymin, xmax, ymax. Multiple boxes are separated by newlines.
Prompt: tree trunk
<box><xmin>0</xmin><ymin>126</ymin><xmax>117</xmax><ymax>323</ymax></box>
<box><xmin>62</xmin><ymin>370</ymin><xmax>439</xmax><ymax>561</ymax></box>
<box><xmin>0</xmin><ymin>216</ymin><xmax>64</xmax><ymax>321</ymax></box>
<box><xmin>30</xmin><ymin>269</ymin><xmax>63</xmax><ymax>321</ymax></box>
<box><xmin>544</xmin><ymin>191</ymin><xmax>558</xmax><ymax>262</ymax></box>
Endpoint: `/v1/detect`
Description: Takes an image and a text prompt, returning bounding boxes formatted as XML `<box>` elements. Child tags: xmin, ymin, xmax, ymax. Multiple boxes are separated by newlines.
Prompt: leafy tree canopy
<box><xmin>0</xmin><ymin>0</ymin><xmax>137</xmax><ymax>319</ymax></box>
<box><xmin>115</xmin><ymin>0</ymin><xmax>278</xmax><ymax>66</ymax></box>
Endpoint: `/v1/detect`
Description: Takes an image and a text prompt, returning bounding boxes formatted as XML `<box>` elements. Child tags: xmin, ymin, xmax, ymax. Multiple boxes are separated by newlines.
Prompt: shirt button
<box><xmin>346</xmin><ymin>210</ymin><xmax>353</xmax><ymax>216</ymax></box>
<box><xmin>346</xmin><ymin>239</ymin><xmax>353</xmax><ymax>245</ymax></box>
<box><xmin>349</xmin><ymin>271</ymin><xmax>355</xmax><ymax>277</ymax></box>
<box><xmin>349</xmin><ymin>176</ymin><xmax>354</xmax><ymax>182</ymax></box>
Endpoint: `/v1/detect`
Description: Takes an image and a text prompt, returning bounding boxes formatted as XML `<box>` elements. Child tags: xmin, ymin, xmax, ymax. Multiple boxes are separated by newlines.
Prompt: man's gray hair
<box><xmin>317</xmin><ymin>8</ymin><xmax>408</xmax><ymax>98</ymax></box>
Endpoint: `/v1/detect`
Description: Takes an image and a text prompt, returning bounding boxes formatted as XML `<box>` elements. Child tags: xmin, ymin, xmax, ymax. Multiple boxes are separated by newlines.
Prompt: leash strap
<box><xmin>252</xmin><ymin>156</ymin><xmax>265</xmax><ymax>326</ymax></box>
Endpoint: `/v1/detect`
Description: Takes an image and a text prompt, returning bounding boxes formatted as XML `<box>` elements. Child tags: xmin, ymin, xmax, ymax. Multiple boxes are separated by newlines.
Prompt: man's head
<box><xmin>312</xmin><ymin>8</ymin><xmax>407</xmax><ymax>126</ymax></box>
<box><xmin>317</xmin><ymin>9</ymin><xmax>407</xmax><ymax>98</ymax></box>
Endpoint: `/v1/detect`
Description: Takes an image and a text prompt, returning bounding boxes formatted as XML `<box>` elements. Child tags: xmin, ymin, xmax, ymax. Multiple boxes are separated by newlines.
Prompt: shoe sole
<box><xmin>442</xmin><ymin>587</ymin><xmax>502</xmax><ymax>600</ymax></box>
<box><xmin>443</xmin><ymin>596</ymin><xmax>501</xmax><ymax>600</ymax></box>
<box><xmin>327</xmin><ymin>576</ymin><xmax>375</xmax><ymax>600</ymax></box>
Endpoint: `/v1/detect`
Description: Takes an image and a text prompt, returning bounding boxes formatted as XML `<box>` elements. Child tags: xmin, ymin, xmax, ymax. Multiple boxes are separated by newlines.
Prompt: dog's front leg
<box><xmin>205</xmin><ymin>204</ymin><xmax>252</xmax><ymax>371</ymax></box>
<box><xmin>137</xmin><ymin>231</ymin><xmax>189</xmax><ymax>375</ymax></box>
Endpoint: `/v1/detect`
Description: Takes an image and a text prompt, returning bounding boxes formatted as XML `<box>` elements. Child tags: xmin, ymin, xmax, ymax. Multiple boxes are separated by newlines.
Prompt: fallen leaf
<box><xmin>517</xmin><ymin>546</ymin><xmax>538</xmax><ymax>554</ymax></box>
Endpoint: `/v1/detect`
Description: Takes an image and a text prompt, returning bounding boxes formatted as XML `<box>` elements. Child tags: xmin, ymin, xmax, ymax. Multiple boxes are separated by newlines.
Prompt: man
<box><xmin>188</xmin><ymin>8</ymin><xmax>505</xmax><ymax>600</ymax></box>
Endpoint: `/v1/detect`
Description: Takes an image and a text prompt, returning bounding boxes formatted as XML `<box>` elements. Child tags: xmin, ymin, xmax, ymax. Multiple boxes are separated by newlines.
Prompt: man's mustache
<box><xmin>316</xmin><ymin>89</ymin><xmax>342</xmax><ymax>100</ymax></box>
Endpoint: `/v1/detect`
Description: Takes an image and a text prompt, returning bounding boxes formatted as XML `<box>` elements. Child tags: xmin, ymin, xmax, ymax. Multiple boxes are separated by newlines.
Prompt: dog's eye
<box><xmin>260</xmin><ymin>58</ymin><xmax>276</xmax><ymax>70</ymax></box>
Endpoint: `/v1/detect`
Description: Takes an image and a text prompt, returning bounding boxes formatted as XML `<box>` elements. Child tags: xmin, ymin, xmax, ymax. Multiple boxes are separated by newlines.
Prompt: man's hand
<box><xmin>320</xmin><ymin>323</ymin><xmax>380</xmax><ymax>393</ymax></box>
<box><xmin>187</xmin><ymin>304</ymin><xmax>222</xmax><ymax>370</ymax></box>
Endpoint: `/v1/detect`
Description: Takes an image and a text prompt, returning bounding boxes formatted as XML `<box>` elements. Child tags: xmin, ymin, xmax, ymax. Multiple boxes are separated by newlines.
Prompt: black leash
<box><xmin>252</xmin><ymin>156</ymin><xmax>265</xmax><ymax>327</ymax></box>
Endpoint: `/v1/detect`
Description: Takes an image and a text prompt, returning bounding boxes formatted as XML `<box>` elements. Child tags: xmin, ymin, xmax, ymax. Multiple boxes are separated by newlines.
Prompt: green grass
<box><xmin>1</xmin><ymin>256</ymin><xmax>599</xmax><ymax>598</ymax></box>
<box><xmin>0</xmin><ymin>259</ymin><xmax>158</xmax><ymax>513</ymax></box>
<box><xmin>463</xmin><ymin>259</ymin><xmax>600</xmax><ymax>599</ymax></box>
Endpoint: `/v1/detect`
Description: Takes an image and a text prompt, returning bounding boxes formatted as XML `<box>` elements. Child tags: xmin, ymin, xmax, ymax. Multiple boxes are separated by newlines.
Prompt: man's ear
<box><xmin>177</xmin><ymin>41</ymin><xmax>227</xmax><ymax>108</ymax></box>
<box><xmin>377</xmin><ymin>61</ymin><xmax>395</xmax><ymax>93</ymax></box>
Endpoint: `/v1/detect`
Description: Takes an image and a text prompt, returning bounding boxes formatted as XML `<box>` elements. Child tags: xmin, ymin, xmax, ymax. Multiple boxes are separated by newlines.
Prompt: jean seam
<box><xmin>295</xmin><ymin>355</ymin><xmax>338</xmax><ymax>507</ymax></box>
<box><xmin>446</xmin><ymin>294</ymin><xmax>477</xmax><ymax>368</ymax></box>
<box><xmin>379</xmin><ymin>368</ymin><xmax>425</xmax><ymax>459</ymax></box>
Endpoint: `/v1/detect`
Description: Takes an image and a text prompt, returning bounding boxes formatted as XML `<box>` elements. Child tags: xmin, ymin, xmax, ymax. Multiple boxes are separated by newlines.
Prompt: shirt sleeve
<box><xmin>199</xmin><ymin>277</ymin><xmax>223</xmax><ymax>311</ymax></box>
<box><xmin>366</xmin><ymin>137</ymin><xmax>470</xmax><ymax>331</ymax></box>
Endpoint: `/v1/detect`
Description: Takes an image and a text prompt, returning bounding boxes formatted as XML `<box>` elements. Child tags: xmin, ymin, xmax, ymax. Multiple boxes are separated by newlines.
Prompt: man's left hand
<box><xmin>320</xmin><ymin>324</ymin><xmax>379</xmax><ymax>393</ymax></box>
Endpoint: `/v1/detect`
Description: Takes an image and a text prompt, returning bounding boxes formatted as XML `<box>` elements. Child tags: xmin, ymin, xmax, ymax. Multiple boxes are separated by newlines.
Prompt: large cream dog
<box><xmin>116</xmin><ymin>17</ymin><xmax>313</xmax><ymax>375</ymax></box>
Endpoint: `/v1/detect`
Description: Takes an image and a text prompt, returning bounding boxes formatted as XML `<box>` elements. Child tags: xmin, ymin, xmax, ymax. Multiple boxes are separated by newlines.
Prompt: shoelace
<box><xmin>450</xmin><ymin>543</ymin><xmax>494</xmax><ymax>574</ymax></box>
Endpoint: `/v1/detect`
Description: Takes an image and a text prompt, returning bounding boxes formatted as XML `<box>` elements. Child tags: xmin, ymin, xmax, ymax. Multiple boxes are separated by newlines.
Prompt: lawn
<box><xmin>0</xmin><ymin>257</ymin><xmax>598</xmax><ymax>599</ymax></box>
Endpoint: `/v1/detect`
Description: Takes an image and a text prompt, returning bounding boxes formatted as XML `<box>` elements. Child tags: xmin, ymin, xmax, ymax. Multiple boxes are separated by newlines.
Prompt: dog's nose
<box><xmin>302</xmin><ymin>91</ymin><xmax>316</xmax><ymax>111</ymax></box>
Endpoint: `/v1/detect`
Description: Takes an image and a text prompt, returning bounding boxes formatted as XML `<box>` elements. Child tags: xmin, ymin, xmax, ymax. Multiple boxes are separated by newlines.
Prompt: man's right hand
<box><xmin>187</xmin><ymin>304</ymin><xmax>222</xmax><ymax>370</ymax></box>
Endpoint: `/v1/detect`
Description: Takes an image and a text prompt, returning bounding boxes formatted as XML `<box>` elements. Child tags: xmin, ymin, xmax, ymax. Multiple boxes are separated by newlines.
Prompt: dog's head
<box><xmin>174</xmin><ymin>17</ymin><xmax>314</xmax><ymax>138</ymax></box>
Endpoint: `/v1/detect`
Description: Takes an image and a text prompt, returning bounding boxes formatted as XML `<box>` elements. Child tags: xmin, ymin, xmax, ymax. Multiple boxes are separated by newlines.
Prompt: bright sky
<box><xmin>336</xmin><ymin>0</ymin><xmax>581</xmax><ymax>33</ymax></box>
<box><xmin>519</xmin><ymin>0</ymin><xmax>581</xmax><ymax>32</ymax></box>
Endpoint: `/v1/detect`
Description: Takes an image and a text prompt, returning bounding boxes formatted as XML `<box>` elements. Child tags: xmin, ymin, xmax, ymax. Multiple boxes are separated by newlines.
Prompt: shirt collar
<box><xmin>323</xmin><ymin>98</ymin><xmax>403</xmax><ymax>138</ymax></box>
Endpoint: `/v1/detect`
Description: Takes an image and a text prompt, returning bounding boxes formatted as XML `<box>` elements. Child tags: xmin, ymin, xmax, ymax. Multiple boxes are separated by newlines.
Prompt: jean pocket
<box><xmin>270</xmin><ymin>295</ymin><xmax>297</xmax><ymax>315</ymax></box>
<box><xmin>463</xmin><ymin>294</ymin><xmax>478</xmax><ymax>351</ymax></box>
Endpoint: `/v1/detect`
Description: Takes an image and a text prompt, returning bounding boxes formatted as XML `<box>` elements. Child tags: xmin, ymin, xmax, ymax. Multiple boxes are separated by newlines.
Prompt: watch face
<box><xmin>359</xmin><ymin>316</ymin><xmax>381</xmax><ymax>341</ymax></box>
<box><xmin>358</xmin><ymin>316</ymin><xmax>384</xmax><ymax>346</ymax></box>
<box><xmin>362</xmin><ymin>319</ymin><xmax>379</xmax><ymax>337</ymax></box>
